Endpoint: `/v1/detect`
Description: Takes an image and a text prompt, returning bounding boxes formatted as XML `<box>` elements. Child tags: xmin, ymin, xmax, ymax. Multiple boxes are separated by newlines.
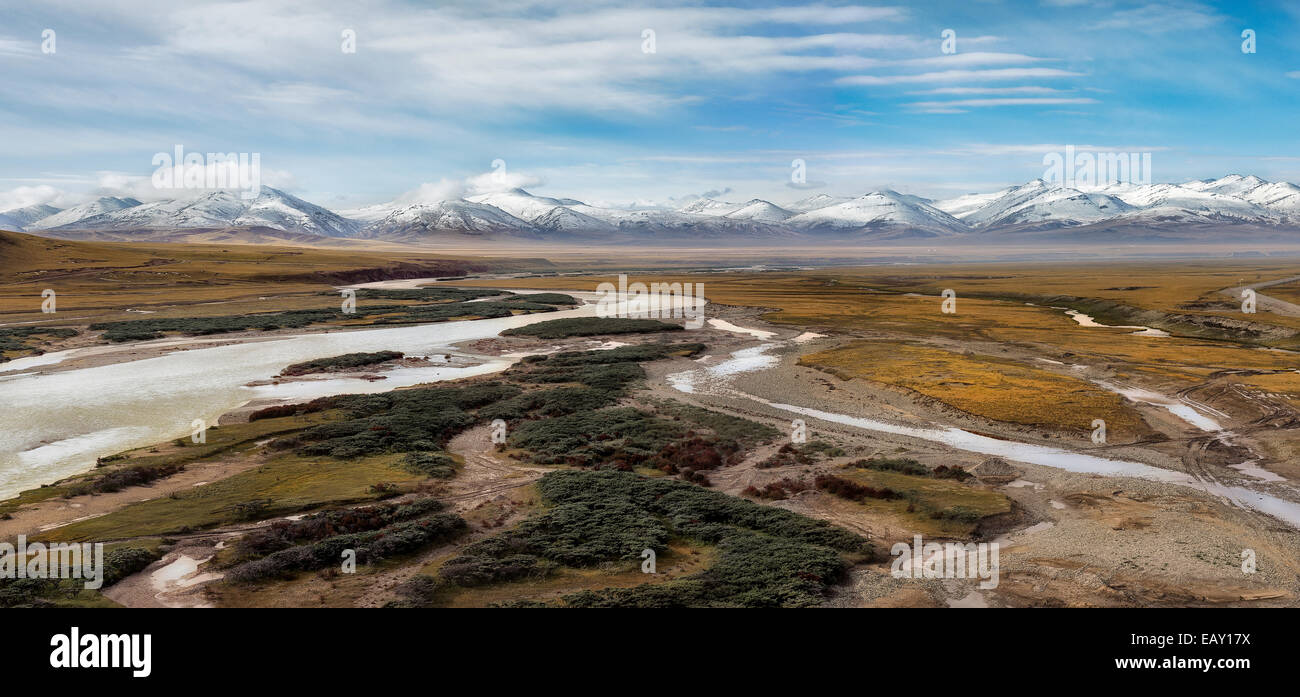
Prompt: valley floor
<box><xmin>3</xmin><ymin>251</ymin><xmax>1299</xmax><ymax>607</ymax></box>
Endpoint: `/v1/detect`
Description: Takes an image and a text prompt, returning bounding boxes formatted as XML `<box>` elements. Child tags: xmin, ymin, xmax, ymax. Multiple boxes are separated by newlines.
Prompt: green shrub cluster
<box><xmin>291</xmin><ymin>383</ymin><xmax>522</xmax><ymax>458</ymax></box>
<box><xmin>401</xmin><ymin>452</ymin><xmax>458</xmax><ymax>478</ymax></box>
<box><xmin>847</xmin><ymin>457</ymin><xmax>971</xmax><ymax>481</ymax></box>
<box><xmin>501</xmin><ymin>317</ymin><xmax>683</xmax><ymax>339</ymax></box>
<box><xmin>500</xmin><ymin>293</ymin><xmax>578</xmax><ymax>305</ymax></box>
<box><xmin>280</xmin><ymin>351</ymin><xmax>404</xmax><ymax>376</ymax></box>
<box><xmin>68</xmin><ymin>462</ymin><xmax>185</xmax><ymax>495</ymax></box>
<box><xmin>352</xmin><ymin>287</ymin><xmax>502</xmax><ymax>302</ymax></box>
<box><xmin>436</xmin><ymin>470</ymin><xmax>868</xmax><ymax>607</ymax></box>
<box><xmin>89</xmin><ymin>292</ymin><xmax>568</xmax><ymax>343</ymax></box>
<box><xmin>0</xmin><ymin>546</ymin><xmax>161</xmax><ymax>608</ymax></box>
<box><xmin>233</xmin><ymin>498</ymin><xmax>448</xmax><ymax>558</ymax></box>
<box><xmin>0</xmin><ymin>326</ymin><xmax>78</xmax><ymax>361</ymax></box>
<box><xmin>226</xmin><ymin>505</ymin><xmax>466</xmax><ymax>583</ymax></box>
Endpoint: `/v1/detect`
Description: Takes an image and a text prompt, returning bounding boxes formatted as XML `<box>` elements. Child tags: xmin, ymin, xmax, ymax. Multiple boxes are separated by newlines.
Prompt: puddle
<box><xmin>707</xmin><ymin>319</ymin><xmax>777</xmax><ymax>339</ymax></box>
<box><xmin>1093</xmin><ymin>380</ymin><xmax>1222</xmax><ymax>431</ymax></box>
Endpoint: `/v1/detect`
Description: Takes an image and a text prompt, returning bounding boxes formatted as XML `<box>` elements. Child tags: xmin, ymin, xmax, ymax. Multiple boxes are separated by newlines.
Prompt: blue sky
<box><xmin>1</xmin><ymin>0</ymin><xmax>1298</xmax><ymax>211</ymax></box>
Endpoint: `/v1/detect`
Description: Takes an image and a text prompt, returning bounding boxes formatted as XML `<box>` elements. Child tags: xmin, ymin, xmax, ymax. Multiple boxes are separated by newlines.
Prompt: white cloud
<box><xmin>0</xmin><ymin>185</ymin><xmax>79</xmax><ymax>211</ymax></box>
<box><xmin>838</xmin><ymin>68</ymin><xmax>1084</xmax><ymax>85</ymax></box>
<box><xmin>906</xmin><ymin>97</ymin><xmax>1098</xmax><ymax>109</ymax></box>
<box><xmin>392</xmin><ymin>179</ymin><xmax>467</xmax><ymax>205</ymax></box>
<box><xmin>907</xmin><ymin>86</ymin><xmax>1072</xmax><ymax>95</ymax></box>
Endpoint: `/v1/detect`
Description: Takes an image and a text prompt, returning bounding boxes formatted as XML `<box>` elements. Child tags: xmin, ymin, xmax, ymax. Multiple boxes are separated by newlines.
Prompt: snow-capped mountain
<box><xmin>467</xmin><ymin>189</ymin><xmax>615</xmax><ymax>234</ymax></box>
<box><xmin>787</xmin><ymin>193</ymin><xmax>852</xmax><ymax>212</ymax></box>
<box><xmin>723</xmin><ymin>200</ymin><xmax>795</xmax><ymax>223</ymax></box>
<box><xmin>359</xmin><ymin>200</ymin><xmax>538</xmax><ymax>239</ymax></box>
<box><xmin>786</xmin><ymin>190</ymin><xmax>965</xmax><ymax>237</ymax></box>
<box><xmin>0</xmin><ymin>203</ymin><xmax>62</xmax><ymax>230</ymax></box>
<box><xmin>29</xmin><ymin>197</ymin><xmax>140</xmax><ymax>230</ymax></box>
<box><xmin>13</xmin><ymin>174</ymin><xmax>1300</xmax><ymax>244</ymax></box>
<box><xmin>33</xmin><ymin>189</ymin><xmax>358</xmax><ymax>237</ymax></box>
<box><xmin>678</xmin><ymin>198</ymin><xmax>744</xmax><ymax>215</ymax></box>
<box><xmin>935</xmin><ymin>180</ymin><xmax>1135</xmax><ymax>228</ymax></box>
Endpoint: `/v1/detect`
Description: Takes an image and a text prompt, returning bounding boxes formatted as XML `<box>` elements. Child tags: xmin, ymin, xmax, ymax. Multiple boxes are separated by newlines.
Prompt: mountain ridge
<box><xmin>6</xmin><ymin>174</ymin><xmax>1300</xmax><ymax>244</ymax></box>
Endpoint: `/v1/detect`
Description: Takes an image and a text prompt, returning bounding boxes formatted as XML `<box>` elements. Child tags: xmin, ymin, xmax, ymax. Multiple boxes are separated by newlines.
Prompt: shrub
<box><xmin>814</xmin><ymin>474</ymin><xmax>902</xmax><ymax>501</ymax></box>
<box><xmin>501</xmin><ymin>317</ymin><xmax>683</xmax><ymax>339</ymax></box>
<box><xmin>280</xmin><ymin>351</ymin><xmax>404</xmax><ymax>376</ymax></box>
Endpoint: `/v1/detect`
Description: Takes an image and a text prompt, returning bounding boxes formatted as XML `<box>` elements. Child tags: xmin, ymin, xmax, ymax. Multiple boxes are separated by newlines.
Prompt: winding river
<box><xmin>0</xmin><ymin>290</ymin><xmax>609</xmax><ymax>500</ymax></box>
<box><xmin>668</xmin><ymin>342</ymin><xmax>1300</xmax><ymax>529</ymax></box>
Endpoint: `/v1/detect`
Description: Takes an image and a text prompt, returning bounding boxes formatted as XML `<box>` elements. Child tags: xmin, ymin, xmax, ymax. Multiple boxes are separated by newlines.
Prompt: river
<box><xmin>0</xmin><ymin>289</ymin><xmax>609</xmax><ymax>500</ymax></box>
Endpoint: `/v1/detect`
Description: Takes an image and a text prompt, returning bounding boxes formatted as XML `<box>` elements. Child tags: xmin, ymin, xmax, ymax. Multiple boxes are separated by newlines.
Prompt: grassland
<box><xmin>451</xmin><ymin>264</ymin><xmax>1300</xmax><ymax>385</ymax></box>
<box><xmin>835</xmin><ymin>463</ymin><xmax>1013</xmax><ymax>537</ymax></box>
<box><xmin>0</xmin><ymin>229</ymin><xmax>551</xmax><ymax>361</ymax></box>
<box><xmin>799</xmin><ymin>340</ymin><xmax>1155</xmax><ymax>439</ymax></box>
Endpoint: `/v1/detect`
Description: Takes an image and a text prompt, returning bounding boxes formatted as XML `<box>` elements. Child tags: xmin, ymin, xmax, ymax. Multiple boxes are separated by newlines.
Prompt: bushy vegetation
<box><xmin>651</xmin><ymin>400</ymin><xmax>780</xmax><ymax>446</ymax></box>
<box><xmin>742</xmin><ymin>477</ymin><xmax>810</xmax><ymax>500</ymax></box>
<box><xmin>543</xmin><ymin>343</ymin><xmax>705</xmax><ymax>365</ymax></box>
<box><xmin>0</xmin><ymin>545</ymin><xmax>161</xmax><ymax>608</ymax></box>
<box><xmin>92</xmin><ymin>309</ymin><xmax>343</xmax><ymax>342</ymax></box>
<box><xmin>68</xmin><ymin>462</ymin><xmax>185</xmax><ymax>496</ymax></box>
<box><xmin>89</xmin><ymin>291</ymin><xmax>569</xmax><ymax>343</ymax></box>
<box><xmin>400</xmin><ymin>452</ymin><xmax>458</xmax><ymax>479</ymax></box>
<box><xmin>0</xmin><ymin>326</ymin><xmax>78</xmax><ymax>361</ymax></box>
<box><xmin>814</xmin><ymin>474</ymin><xmax>903</xmax><ymax>501</ymax></box>
<box><xmin>232</xmin><ymin>498</ymin><xmax>447</xmax><ymax>558</ymax></box>
<box><xmin>280</xmin><ymin>351</ymin><xmax>404</xmax><ymax>376</ymax></box>
<box><xmin>501</xmin><ymin>317</ymin><xmax>683</xmax><ymax>339</ymax></box>
<box><xmin>289</xmin><ymin>383</ymin><xmax>522</xmax><ymax>458</ymax></box>
<box><xmin>757</xmin><ymin>440</ymin><xmax>847</xmax><ymax>469</ymax></box>
<box><xmin>226</xmin><ymin>499</ymin><xmax>465</xmax><ymax>583</ymax></box>
<box><xmin>500</xmin><ymin>293</ymin><xmax>578</xmax><ymax>305</ymax></box>
<box><xmin>847</xmin><ymin>457</ymin><xmax>971</xmax><ymax>481</ymax></box>
<box><xmin>352</xmin><ymin>287</ymin><xmax>502</xmax><ymax>302</ymax></box>
<box><xmin>431</xmin><ymin>470</ymin><xmax>868</xmax><ymax>607</ymax></box>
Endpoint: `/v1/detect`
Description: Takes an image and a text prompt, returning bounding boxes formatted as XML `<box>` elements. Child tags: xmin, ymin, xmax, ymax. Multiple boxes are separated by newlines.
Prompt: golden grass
<box><xmin>37</xmin><ymin>413</ymin><xmax>425</xmax><ymax>543</ymax></box>
<box><xmin>0</xmin><ymin>229</ymin><xmax>524</xmax><ymax>324</ymax></box>
<box><xmin>1239</xmin><ymin>371</ymin><xmax>1300</xmax><ymax>410</ymax></box>
<box><xmin>800</xmin><ymin>340</ymin><xmax>1154</xmax><ymax>437</ymax></box>
<box><xmin>453</xmin><ymin>267</ymin><xmax>1300</xmax><ymax>385</ymax></box>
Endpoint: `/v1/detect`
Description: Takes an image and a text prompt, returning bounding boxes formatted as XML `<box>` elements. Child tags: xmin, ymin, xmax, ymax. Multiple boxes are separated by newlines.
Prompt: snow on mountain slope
<box><xmin>952</xmin><ymin>181</ymin><xmax>1136</xmax><ymax>228</ymax></box>
<box><xmin>1182</xmin><ymin>174</ymin><xmax>1268</xmax><ymax>197</ymax></box>
<box><xmin>1099</xmin><ymin>183</ymin><xmax>1279</xmax><ymax>223</ymax></box>
<box><xmin>359</xmin><ymin>199</ymin><xmax>537</xmax><ymax>238</ymax></box>
<box><xmin>0</xmin><ymin>204</ymin><xmax>62</xmax><ymax>230</ymax></box>
<box><xmin>676</xmin><ymin>198</ymin><xmax>743</xmax><ymax>216</ymax></box>
<box><xmin>724</xmin><ymin>200</ymin><xmax>795</xmax><ymax>223</ymax></box>
<box><xmin>0</xmin><ymin>213</ymin><xmax>23</xmax><ymax>231</ymax></box>
<box><xmin>16</xmin><ymin>173</ymin><xmax>1300</xmax><ymax>242</ymax></box>
<box><xmin>50</xmin><ymin>189</ymin><xmax>359</xmax><ymax>236</ymax></box>
<box><xmin>787</xmin><ymin>193</ymin><xmax>852</xmax><ymax>212</ymax></box>
<box><xmin>786</xmin><ymin>190</ymin><xmax>966</xmax><ymax>236</ymax></box>
<box><xmin>466</xmin><ymin>189</ymin><xmax>614</xmax><ymax>233</ymax></box>
<box><xmin>933</xmin><ymin>187</ymin><xmax>1015</xmax><ymax>219</ymax></box>
<box><xmin>234</xmin><ymin>189</ymin><xmax>360</xmax><ymax>237</ymax></box>
<box><xmin>29</xmin><ymin>197</ymin><xmax>140</xmax><ymax>229</ymax></box>
<box><xmin>1242</xmin><ymin>181</ymin><xmax>1300</xmax><ymax>216</ymax></box>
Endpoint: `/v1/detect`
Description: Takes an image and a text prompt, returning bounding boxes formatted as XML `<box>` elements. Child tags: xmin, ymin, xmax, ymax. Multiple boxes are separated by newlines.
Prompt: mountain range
<box><xmin>6</xmin><ymin>175</ymin><xmax>1300</xmax><ymax>245</ymax></box>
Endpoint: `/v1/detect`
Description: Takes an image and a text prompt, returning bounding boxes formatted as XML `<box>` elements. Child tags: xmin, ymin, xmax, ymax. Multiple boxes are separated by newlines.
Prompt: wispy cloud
<box><xmin>838</xmin><ymin>68</ymin><xmax>1084</xmax><ymax>85</ymax></box>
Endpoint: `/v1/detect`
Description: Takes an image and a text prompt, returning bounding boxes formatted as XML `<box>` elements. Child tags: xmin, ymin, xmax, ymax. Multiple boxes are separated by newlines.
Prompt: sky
<box><xmin>1</xmin><ymin>0</ymin><xmax>1298</xmax><ymax>212</ymax></box>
